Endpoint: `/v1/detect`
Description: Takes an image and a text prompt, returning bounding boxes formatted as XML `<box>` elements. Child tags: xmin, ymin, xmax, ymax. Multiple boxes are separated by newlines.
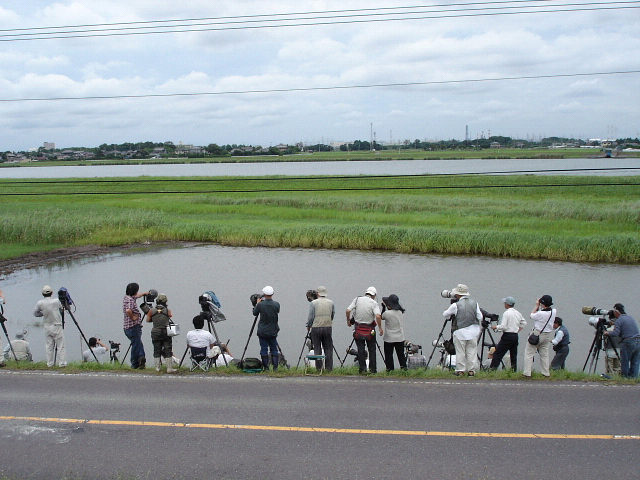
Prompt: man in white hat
<box><xmin>346</xmin><ymin>286</ymin><xmax>383</xmax><ymax>374</ymax></box>
<box><xmin>442</xmin><ymin>284</ymin><xmax>483</xmax><ymax>376</ymax></box>
<box><xmin>34</xmin><ymin>285</ymin><xmax>67</xmax><ymax>367</ymax></box>
<box><xmin>306</xmin><ymin>286</ymin><xmax>335</xmax><ymax>371</ymax></box>
<box><xmin>3</xmin><ymin>330</ymin><xmax>32</xmax><ymax>362</ymax></box>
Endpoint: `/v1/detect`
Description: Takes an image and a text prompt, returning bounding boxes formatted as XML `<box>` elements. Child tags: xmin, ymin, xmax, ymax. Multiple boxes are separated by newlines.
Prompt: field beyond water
<box><xmin>0</xmin><ymin>174</ymin><xmax>639</xmax><ymax>264</ymax></box>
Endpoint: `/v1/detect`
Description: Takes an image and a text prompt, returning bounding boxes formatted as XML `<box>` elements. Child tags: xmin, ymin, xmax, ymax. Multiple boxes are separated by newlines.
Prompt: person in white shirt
<box><xmin>346</xmin><ymin>286</ymin><xmax>383</xmax><ymax>374</ymax></box>
<box><xmin>34</xmin><ymin>285</ymin><xmax>66</xmax><ymax>367</ymax></box>
<box><xmin>442</xmin><ymin>284</ymin><xmax>483</xmax><ymax>376</ymax></box>
<box><xmin>490</xmin><ymin>296</ymin><xmax>526</xmax><ymax>371</ymax></box>
<box><xmin>186</xmin><ymin>314</ymin><xmax>235</xmax><ymax>366</ymax></box>
<box><xmin>523</xmin><ymin>294</ymin><xmax>557</xmax><ymax>378</ymax></box>
<box><xmin>83</xmin><ymin>337</ymin><xmax>109</xmax><ymax>362</ymax></box>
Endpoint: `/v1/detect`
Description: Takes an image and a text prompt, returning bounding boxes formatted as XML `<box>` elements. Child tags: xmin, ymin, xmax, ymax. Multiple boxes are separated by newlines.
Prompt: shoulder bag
<box><xmin>527</xmin><ymin>311</ymin><xmax>552</xmax><ymax>345</ymax></box>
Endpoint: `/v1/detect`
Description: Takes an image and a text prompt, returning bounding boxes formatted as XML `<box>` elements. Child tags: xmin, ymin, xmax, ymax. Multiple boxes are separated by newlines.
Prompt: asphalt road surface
<box><xmin>0</xmin><ymin>370</ymin><xmax>638</xmax><ymax>480</ymax></box>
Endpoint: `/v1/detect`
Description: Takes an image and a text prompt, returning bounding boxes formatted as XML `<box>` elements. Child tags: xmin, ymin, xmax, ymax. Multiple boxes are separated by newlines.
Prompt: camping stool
<box><xmin>304</xmin><ymin>354</ymin><xmax>325</xmax><ymax>376</ymax></box>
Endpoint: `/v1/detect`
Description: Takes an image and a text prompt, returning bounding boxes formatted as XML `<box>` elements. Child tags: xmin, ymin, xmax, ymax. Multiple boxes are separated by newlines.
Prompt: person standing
<box><xmin>346</xmin><ymin>286</ymin><xmax>383</xmax><ymax>374</ymax></box>
<box><xmin>550</xmin><ymin>317</ymin><xmax>570</xmax><ymax>370</ymax></box>
<box><xmin>34</xmin><ymin>285</ymin><xmax>66</xmax><ymax>367</ymax></box>
<box><xmin>146</xmin><ymin>294</ymin><xmax>175</xmax><ymax>373</ymax></box>
<box><xmin>122</xmin><ymin>283</ymin><xmax>148</xmax><ymax>369</ymax></box>
<box><xmin>381</xmin><ymin>294</ymin><xmax>407</xmax><ymax>371</ymax></box>
<box><xmin>490</xmin><ymin>296</ymin><xmax>526</xmax><ymax>371</ymax></box>
<box><xmin>306</xmin><ymin>286</ymin><xmax>335</xmax><ymax>371</ymax></box>
<box><xmin>442</xmin><ymin>284</ymin><xmax>482</xmax><ymax>376</ymax></box>
<box><xmin>522</xmin><ymin>295</ymin><xmax>556</xmax><ymax>378</ymax></box>
<box><xmin>604</xmin><ymin>303</ymin><xmax>640</xmax><ymax>378</ymax></box>
<box><xmin>253</xmin><ymin>286</ymin><xmax>280</xmax><ymax>371</ymax></box>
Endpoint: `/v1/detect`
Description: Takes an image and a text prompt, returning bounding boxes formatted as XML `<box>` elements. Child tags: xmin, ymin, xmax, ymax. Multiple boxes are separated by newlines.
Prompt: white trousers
<box><xmin>45</xmin><ymin>325</ymin><xmax>66</xmax><ymax>367</ymax></box>
<box><xmin>522</xmin><ymin>331</ymin><xmax>553</xmax><ymax>376</ymax></box>
<box><xmin>453</xmin><ymin>335</ymin><xmax>478</xmax><ymax>373</ymax></box>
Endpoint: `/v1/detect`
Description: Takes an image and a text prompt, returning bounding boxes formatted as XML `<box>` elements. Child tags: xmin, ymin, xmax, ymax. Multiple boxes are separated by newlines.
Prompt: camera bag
<box><xmin>354</xmin><ymin>322</ymin><xmax>375</xmax><ymax>340</ymax></box>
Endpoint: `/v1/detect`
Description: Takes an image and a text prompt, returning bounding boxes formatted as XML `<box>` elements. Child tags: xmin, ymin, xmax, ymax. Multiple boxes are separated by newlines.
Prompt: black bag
<box><xmin>238</xmin><ymin>357</ymin><xmax>262</xmax><ymax>370</ymax></box>
<box><xmin>443</xmin><ymin>338</ymin><xmax>456</xmax><ymax>355</ymax></box>
<box><xmin>527</xmin><ymin>333</ymin><xmax>540</xmax><ymax>345</ymax></box>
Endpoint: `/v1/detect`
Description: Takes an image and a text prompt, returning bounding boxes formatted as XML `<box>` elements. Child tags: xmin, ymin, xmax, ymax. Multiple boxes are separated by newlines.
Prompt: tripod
<box><xmin>426</xmin><ymin>317</ymin><xmax>452</xmax><ymax>368</ymax></box>
<box><xmin>583</xmin><ymin>317</ymin><xmax>619</xmax><ymax>375</ymax></box>
<box><xmin>476</xmin><ymin>319</ymin><xmax>503</xmax><ymax>370</ymax></box>
<box><xmin>0</xmin><ymin>305</ymin><xmax>19</xmax><ymax>362</ymax></box>
<box><xmin>295</xmin><ymin>331</ymin><xmax>344</xmax><ymax>369</ymax></box>
<box><xmin>58</xmin><ymin>290</ymin><xmax>99</xmax><ymax>363</ymax></box>
<box><xmin>340</xmin><ymin>329</ymin><xmax>385</xmax><ymax>367</ymax></box>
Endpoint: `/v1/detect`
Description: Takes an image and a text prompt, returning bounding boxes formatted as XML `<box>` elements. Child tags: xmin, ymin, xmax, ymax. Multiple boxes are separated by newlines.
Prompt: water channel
<box><xmin>0</xmin><ymin>157</ymin><xmax>638</xmax><ymax>178</ymax></box>
<box><xmin>1</xmin><ymin>244</ymin><xmax>637</xmax><ymax>372</ymax></box>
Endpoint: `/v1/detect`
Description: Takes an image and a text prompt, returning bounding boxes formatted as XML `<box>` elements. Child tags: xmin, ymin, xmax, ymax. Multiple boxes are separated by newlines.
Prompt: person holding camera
<box><xmin>145</xmin><ymin>293</ymin><xmax>175</xmax><ymax>373</ymax></box>
<box><xmin>522</xmin><ymin>295</ymin><xmax>556</xmax><ymax>378</ymax></box>
<box><xmin>381</xmin><ymin>294</ymin><xmax>407</xmax><ymax>371</ymax></box>
<box><xmin>253</xmin><ymin>286</ymin><xmax>281</xmax><ymax>371</ymax></box>
<box><xmin>346</xmin><ymin>286</ymin><xmax>383</xmax><ymax>374</ymax></box>
<box><xmin>604</xmin><ymin>303</ymin><xmax>640</xmax><ymax>378</ymax></box>
<box><xmin>82</xmin><ymin>337</ymin><xmax>110</xmax><ymax>363</ymax></box>
<box><xmin>550</xmin><ymin>317</ymin><xmax>570</xmax><ymax>370</ymax></box>
<box><xmin>122</xmin><ymin>283</ymin><xmax>149</xmax><ymax>370</ymax></box>
<box><xmin>490</xmin><ymin>296</ymin><xmax>526</xmax><ymax>371</ymax></box>
<box><xmin>442</xmin><ymin>284</ymin><xmax>483</xmax><ymax>376</ymax></box>
<box><xmin>34</xmin><ymin>285</ymin><xmax>66</xmax><ymax>367</ymax></box>
<box><xmin>306</xmin><ymin>286</ymin><xmax>335</xmax><ymax>371</ymax></box>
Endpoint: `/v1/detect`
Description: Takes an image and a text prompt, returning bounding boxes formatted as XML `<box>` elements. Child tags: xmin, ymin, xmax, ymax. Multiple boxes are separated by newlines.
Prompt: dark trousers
<box><xmin>355</xmin><ymin>337</ymin><xmax>376</xmax><ymax>373</ymax></box>
<box><xmin>124</xmin><ymin>324</ymin><xmax>145</xmax><ymax>368</ymax></box>
<box><xmin>551</xmin><ymin>344</ymin><xmax>569</xmax><ymax>370</ymax></box>
<box><xmin>490</xmin><ymin>332</ymin><xmax>518</xmax><ymax>370</ymax></box>
<box><xmin>310</xmin><ymin>327</ymin><xmax>333</xmax><ymax>371</ymax></box>
<box><xmin>383</xmin><ymin>341</ymin><xmax>407</xmax><ymax>371</ymax></box>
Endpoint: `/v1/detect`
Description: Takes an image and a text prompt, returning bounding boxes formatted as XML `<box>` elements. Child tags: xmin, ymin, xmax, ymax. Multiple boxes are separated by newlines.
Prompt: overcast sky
<box><xmin>1</xmin><ymin>1</ymin><xmax>639</xmax><ymax>151</ymax></box>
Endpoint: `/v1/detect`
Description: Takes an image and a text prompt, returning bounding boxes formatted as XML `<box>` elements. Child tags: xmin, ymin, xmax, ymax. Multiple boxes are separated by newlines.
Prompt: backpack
<box><xmin>238</xmin><ymin>357</ymin><xmax>262</xmax><ymax>371</ymax></box>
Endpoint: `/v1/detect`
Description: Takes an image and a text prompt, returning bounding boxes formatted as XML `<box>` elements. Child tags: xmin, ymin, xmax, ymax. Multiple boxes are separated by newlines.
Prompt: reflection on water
<box><xmin>1</xmin><ymin>245</ymin><xmax>638</xmax><ymax>372</ymax></box>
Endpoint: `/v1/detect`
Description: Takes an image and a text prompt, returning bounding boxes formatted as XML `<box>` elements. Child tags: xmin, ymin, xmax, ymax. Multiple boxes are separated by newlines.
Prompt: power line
<box><xmin>1</xmin><ymin>70</ymin><xmax>638</xmax><ymax>103</ymax></box>
<box><xmin>1</xmin><ymin>3</ymin><xmax>637</xmax><ymax>41</ymax></box>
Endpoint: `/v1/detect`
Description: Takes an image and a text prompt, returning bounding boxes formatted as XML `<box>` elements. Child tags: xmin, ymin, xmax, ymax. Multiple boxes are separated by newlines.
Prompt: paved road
<box><xmin>0</xmin><ymin>371</ymin><xmax>638</xmax><ymax>480</ymax></box>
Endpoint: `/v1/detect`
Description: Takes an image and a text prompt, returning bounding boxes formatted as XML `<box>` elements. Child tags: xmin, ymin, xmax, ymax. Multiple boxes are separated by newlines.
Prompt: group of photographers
<box><xmin>1</xmin><ymin>281</ymin><xmax>638</xmax><ymax>379</ymax></box>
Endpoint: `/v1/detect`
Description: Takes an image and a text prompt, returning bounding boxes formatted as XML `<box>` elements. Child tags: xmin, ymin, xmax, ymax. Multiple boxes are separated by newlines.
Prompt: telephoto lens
<box><xmin>441</xmin><ymin>290</ymin><xmax>454</xmax><ymax>298</ymax></box>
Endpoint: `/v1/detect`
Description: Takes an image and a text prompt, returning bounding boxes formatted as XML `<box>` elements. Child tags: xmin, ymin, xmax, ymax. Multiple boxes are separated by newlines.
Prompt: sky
<box><xmin>1</xmin><ymin>1</ymin><xmax>639</xmax><ymax>151</ymax></box>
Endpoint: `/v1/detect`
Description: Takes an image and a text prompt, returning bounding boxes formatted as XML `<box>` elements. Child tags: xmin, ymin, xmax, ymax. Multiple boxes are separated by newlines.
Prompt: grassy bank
<box><xmin>2</xmin><ymin>360</ymin><xmax>637</xmax><ymax>383</ymax></box>
<box><xmin>0</xmin><ymin>174</ymin><xmax>638</xmax><ymax>263</ymax></box>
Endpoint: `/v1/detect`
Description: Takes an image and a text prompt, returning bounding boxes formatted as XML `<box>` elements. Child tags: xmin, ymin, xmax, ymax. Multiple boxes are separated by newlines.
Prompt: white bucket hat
<box><xmin>451</xmin><ymin>284</ymin><xmax>470</xmax><ymax>296</ymax></box>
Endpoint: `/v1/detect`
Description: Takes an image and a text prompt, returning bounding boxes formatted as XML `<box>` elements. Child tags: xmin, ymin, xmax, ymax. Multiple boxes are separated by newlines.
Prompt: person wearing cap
<box><xmin>442</xmin><ymin>284</ymin><xmax>483</xmax><ymax>376</ymax></box>
<box><xmin>122</xmin><ymin>282</ymin><xmax>150</xmax><ymax>370</ymax></box>
<box><xmin>550</xmin><ymin>317</ymin><xmax>570</xmax><ymax>370</ymax></box>
<box><xmin>145</xmin><ymin>293</ymin><xmax>175</xmax><ymax>373</ymax></box>
<box><xmin>306</xmin><ymin>286</ymin><xmax>335</xmax><ymax>371</ymax></box>
<box><xmin>34</xmin><ymin>285</ymin><xmax>67</xmax><ymax>367</ymax></box>
<box><xmin>381</xmin><ymin>294</ymin><xmax>407</xmax><ymax>371</ymax></box>
<box><xmin>490</xmin><ymin>296</ymin><xmax>526</xmax><ymax>371</ymax></box>
<box><xmin>604</xmin><ymin>303</ymin><xmax>640</xmax><ymax>378</ymax></box>
<box><xmin>82</xmin><ymin>337</ymin><xmax>110</xmax><ymax>363</ymax></box>
<box><xmin>346</xmin><ymin>286</ymin><xmax>383</xmax><ymax>374</ymax></box>
<box><xmin>523</xmin><ymin>295</ymin><xmax>557</xmax><ymax>378</ymax></box>
<box><xmin>253</xmin><ymin>285</ymin><xmax>281</xmax><ymax>370</ymax></box>
<box><xmin>3</xmin><ymin>330</ymin><xmax>32</xmax><ymax>362</ymax></box>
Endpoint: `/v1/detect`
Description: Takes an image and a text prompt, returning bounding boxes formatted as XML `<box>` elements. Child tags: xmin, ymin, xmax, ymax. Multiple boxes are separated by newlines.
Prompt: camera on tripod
<box><xmin>57</xmin><ymin>287</ymin><xmax>74</xmax><ymax>309</ymax></box>
<box><xmin>250</xmin><ymin>293</ymin><xmax>264</xmax><ymax>307</ymax></box>
<box><xmin>140</xmin><ymin>289</ymin><xmax>158</xmax><ymax>314</ymax></box>
<box><xmin>306</xmin><ymin>290</ymin><xmax>318</xmax><ymax>302</ymax></box>
<box><xmin>199</xmin><ymin>290</ymin><xmax>225</xmax><ymax>323</ymax></box>
<box><xmin>582</xmin><ymin>306</ymin><xmax>614</xmax><ymax>330</ymax></box>
<box><xmin>481</xmin><ymin>309</ymin><xmax>499</xmax><ymax>328</ymax></box>
<box><xmin>109</xmin><ymin>340</ymin><xmax>120</xmax><ymax>353</ymax></box>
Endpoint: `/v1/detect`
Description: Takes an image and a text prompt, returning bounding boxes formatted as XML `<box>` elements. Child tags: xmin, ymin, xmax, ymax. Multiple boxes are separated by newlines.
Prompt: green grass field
<box><xmin>0</xmin><ymin>174</ymin><xmax>638</xmax><ymax>263</ymax></box>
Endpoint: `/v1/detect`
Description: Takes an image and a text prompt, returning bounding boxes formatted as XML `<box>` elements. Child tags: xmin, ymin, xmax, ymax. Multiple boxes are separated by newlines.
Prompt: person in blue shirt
<box><xmin>604</xmin><ymin>303</ymin><xmax>640</xmax><ymax>378</ymax></box>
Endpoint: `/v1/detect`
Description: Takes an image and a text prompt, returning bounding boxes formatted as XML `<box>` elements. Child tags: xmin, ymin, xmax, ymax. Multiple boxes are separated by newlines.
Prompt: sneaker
<box><xmin>454</xmin><ymin>371</ymin><xmax>465</xmax><ymax>376</ymax></box>
<box><xmin>138</xmin><ymin>357</ymin><xmax>146</xmax><ymax>369</ymax></box>
<box><xmin>467</xmin><ymin>371</ymin><xmax>475</xmax><ymax>377</ymax></box>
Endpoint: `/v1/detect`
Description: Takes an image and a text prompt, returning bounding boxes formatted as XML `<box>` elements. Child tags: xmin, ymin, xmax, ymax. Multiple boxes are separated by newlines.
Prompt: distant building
<box><xmin>43</xmin><ymin>142</ymin><xmax>55</xmax><ymax>150</ymax></box>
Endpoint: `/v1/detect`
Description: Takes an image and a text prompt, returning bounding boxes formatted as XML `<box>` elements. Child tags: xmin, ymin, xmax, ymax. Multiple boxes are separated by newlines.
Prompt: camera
<box><xmin>250</xmin><ymin>293</ymin><xmax>264</xmax><ymax>307</ymax></box>
<box><xmin>58</xmin><ymin>287</ymin><xmax>74</xmax><ymax>308</ymax></box>
<box><xmin>346</xmin><ymin>347</ymin><xmax>367</xmax><ymax>360</ymax></box>
<box><xmin>405</xmin><ymin>342</ymin><xmax>422</xmax><ymax>355</ymax></box>
<box><xmin>199</xmin><ymin>290</ymin><xmax>226</xmax><ymax>323</ymax></box>
<box><xmin>306</xmin><ymin>290</ymin><xmax>318</xmax><ymax>302</ymax></box>
<box><xmin>582</xmin><ymin>306</ymin><xmax>613</xmax><ymax>318</ymax></box>
<box><xmin>109</xmin><ymin>340</ymin><xmax>120</xmax><ymax>352</ymax></box>
<box><xmin>480</xmin><ymin>309</ymin><xmax>499</xmax><ymax>328</ymax></box>
<box><xmin>140</xmin><ymin>289</ymin><xmax>157</xmax><ymax>314</ymax></box>
<box><xmin>440</xmin><ymin>289</ymin><xmax>455</xmax><ymax>299</ymax></box>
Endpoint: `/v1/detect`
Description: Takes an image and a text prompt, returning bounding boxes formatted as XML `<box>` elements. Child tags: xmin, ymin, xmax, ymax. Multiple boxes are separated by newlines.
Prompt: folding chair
<box><xmin>189</xmin><ymin>346</ymin><xmax>213</xmax><ymax>372</ymax></box>
<box><xmin>304</xmin><ymin>353</ymin><xmax>325</xmax><ymax>376</ymax></box>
